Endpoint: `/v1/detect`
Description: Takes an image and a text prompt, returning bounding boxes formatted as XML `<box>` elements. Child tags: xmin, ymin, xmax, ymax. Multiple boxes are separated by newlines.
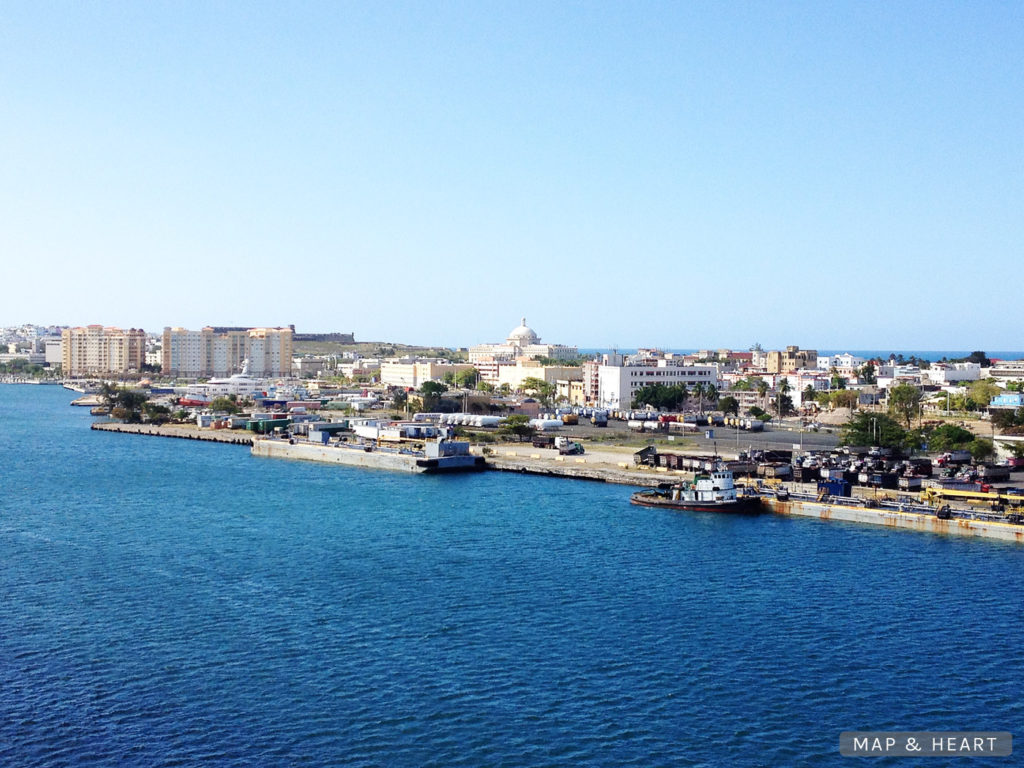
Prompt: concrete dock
<box><xmin>91</xmin><ymin>422</ymin><xmax>254</xmax><ymax>445</ymax></box>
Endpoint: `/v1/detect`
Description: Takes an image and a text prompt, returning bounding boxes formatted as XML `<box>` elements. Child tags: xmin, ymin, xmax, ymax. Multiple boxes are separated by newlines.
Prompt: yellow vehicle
<box><xmin>919</xmin><ymin>487</ymin><xmax>1024</xmax><ymax>510</ymax></box>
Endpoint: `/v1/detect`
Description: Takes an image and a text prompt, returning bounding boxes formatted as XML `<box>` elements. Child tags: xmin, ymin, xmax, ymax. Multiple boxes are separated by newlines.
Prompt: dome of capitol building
<box><xmin>506</xmin><ymin>317</ymin><xmax>540</xmax><ymax>346</ymax></box>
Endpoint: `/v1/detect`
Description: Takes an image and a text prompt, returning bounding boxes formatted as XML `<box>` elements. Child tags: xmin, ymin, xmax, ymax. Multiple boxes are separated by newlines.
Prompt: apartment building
<box><xmin>161</xmin><ymin>326</ymin><xmax>293</xmax><ymax>377</ymax></box>
<box><xmin>61</xmin><ymin>325</ymin><xmax>147</xmax><ymax>376</ymax></box>
<box><xmin>765</xmin><ymin>346</ymin><xmax>818</xmax><ymax>373</ymax></box>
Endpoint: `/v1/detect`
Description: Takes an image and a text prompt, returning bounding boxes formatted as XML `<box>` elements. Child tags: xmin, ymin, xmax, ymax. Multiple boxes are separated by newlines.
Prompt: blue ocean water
<box><xmin>2</xmin><ymin>385</ymin><xmax>1022</xmax><ymax>767</ymax></box>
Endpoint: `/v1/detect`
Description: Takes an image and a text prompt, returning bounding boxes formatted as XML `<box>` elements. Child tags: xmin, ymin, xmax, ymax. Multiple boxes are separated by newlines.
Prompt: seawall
<box><xmin>91</xmin><ymin>422</ymin><xmax>254</xmax><ymax>445</ymax></box>
<box><xmin>485</xmin><ymin>453</ymin><xmax>663</xmax><ymax>486</ymax></box>
<box><xmin>763</xmin><ymin>497</ymin><xmax>1024</xmax><ymax>544</ymax></box>
<box><xmin>252</xmin><ymin>438</ymin><xmax>428</xmax><ymax>472</ymax></box>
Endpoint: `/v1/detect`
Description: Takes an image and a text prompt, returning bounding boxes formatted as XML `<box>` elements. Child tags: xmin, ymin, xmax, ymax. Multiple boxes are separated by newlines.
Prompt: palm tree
<box><xmin>755</xmin><ymin>378</ymin><xmax>769</xmax><ymax>411</ymax></box>
<box><xmin>692</xmin><ymin>383</ymin><xmax>707</xmax><ymax>414</ymax></box>
<box><xmin>777</xmin><ymin>378</ymin><xmax>791</xmax><ymax>417</ymax></box>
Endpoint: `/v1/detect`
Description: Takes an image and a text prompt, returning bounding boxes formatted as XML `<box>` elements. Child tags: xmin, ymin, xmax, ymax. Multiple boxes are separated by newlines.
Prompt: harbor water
<box><xmin>2</xmin><ymin>385</ymin><xmax>1022</xmax><ymax>766</ymax></box>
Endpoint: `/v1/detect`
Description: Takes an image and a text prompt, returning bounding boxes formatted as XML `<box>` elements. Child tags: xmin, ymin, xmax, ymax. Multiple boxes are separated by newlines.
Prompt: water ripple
<box><xmin>3</xmin><ymin>385</ymin><xmax>1024</xmax><ymax>766</ymax></box>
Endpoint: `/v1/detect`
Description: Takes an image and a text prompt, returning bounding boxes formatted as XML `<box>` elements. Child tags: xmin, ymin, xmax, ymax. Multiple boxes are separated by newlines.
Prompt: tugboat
<box><xmin>630</xmin><ymin>464</ymin><xmax>762</xmax><ymax>513</ymax></box>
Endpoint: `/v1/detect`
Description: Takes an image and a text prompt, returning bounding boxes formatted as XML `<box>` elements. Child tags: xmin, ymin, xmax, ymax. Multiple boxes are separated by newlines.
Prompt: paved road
<box><xmin>553</xmin><ymin>419</ymin><xmax>840</xmax><ymax>457</ymax></box>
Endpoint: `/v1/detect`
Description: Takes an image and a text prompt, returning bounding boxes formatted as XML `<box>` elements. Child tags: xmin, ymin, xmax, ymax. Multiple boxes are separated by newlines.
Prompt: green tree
<box><xmin>966</xmin><ymin>380</ymin><xmax>1001</xmax><ymax>410</ymax></box>
<box><xmin>499</xmin><ymin>414</ymin><xmax>535</xmax><ymax>442</ymax></box>
<box><xmin>718</xmin><ymin>396</ymin><xmax>739</xmax><ymax>416</ymax></box>
<box><xmin>520</xmin><ymin>377</ymin><xmax>555</xmax><ymax>406</ymax></box>
<box><xmin>142</xmin><ymin>402</ymin><xmax>171</xmax><ymax>424</ymax></box>
<box><xmin>968</xmin><ymin>438</ymin><xmax>995</xmax><ymax>462</ymax></box>
<box><xmin>108</xmin><ymin>389</ymin><xmax>149</xmax><ymax>423</ymax></box>
<box><xmin>420</xmin><ymin>380</ymin><xmax>449</xmax><ymax>411</ymax></box>
<box><xmin>827</xmin><ymin>390</ymin><xmax>860</xmax><ymax>410</ymax></box>
<box><xmin>692</xmin><ymin>383</ymin><xmax>708</xmax><ymax>414</ymax></box>
<box><xmin>99</xmin><ymin>382</ymin><xmax>119</xmax><ymax>410</ymax></box>
<box><xmin>775</xmin><ymin>378</ymin><xmax>793</xmax><ymax>417</ymax></box>
<box><xmin>754</xmin><ymin>378</ymin><xmax>769</xmax><ymax>411</ymax></box>
<box><xmin>926</xmin><ymin>423</ymin><xmax>974</xmax><ymax>453</ymax></box>
<box><xmin>633</xmin><ymin>383</ymin><xmax>688</xmax><ymax>411</ymax></box>
<box><xmin>748</xmin><ymin>406</ymin><xmax>771</xmax><ymax>423</ymax></box>
<box><xmin>857</xmin><ymin>362</ymin><xmax>877</xmax><ymax>384</ymax></box>
<box><xmin>887</xmin><ymin>383</ymin><xmax>922</xmax><ymax>429</ymax></box>
<box><xmin>420</xmin><ymin>380</ymin><xmax>448</xmax><ymax>397</ymax></box>
<box><xmin>840</xmin><ymin>412</ymin><xmax>907</xmax><ymax>449</ymax></box>
<box><xmin>476</xmin><ymin>380</ymin><xmax>494</xmax><ymax>393</ymax></box>
<box><xmin>992</xmin><ymin>408</ymin><xmax>1024</xmax><ymax>431</ymax></box>
<box><xmin>455</xmin><ymin>368</ymin><xmax>478</xmax><ymax>389</ymax></box>
<box><xmin>209</xmin><ymin>396</ymin><xmax>241</xmax><ymax>414</ymax></box>
<box><xmin>829</xmin><ymin>367</ymin><xmax>847</xmax><ymax>390</ymax></box>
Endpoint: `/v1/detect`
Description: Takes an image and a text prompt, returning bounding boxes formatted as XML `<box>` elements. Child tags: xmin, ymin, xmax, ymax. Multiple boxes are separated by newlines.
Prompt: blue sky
<box><xmin>2</xmin><ymin>2</ymin><xmax>1021</xmax><ymax>350</ymax></box>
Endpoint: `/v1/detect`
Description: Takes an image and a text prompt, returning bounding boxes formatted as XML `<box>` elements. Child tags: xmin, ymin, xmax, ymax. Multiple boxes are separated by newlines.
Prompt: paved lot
<box><xmin>544</xmin><ymin>419</ymin><xmax>840</xmax><ymax>458</ymax></box>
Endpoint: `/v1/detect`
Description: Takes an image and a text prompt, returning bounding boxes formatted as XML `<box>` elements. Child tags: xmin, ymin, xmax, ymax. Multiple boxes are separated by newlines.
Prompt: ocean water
<box><xmin>2</xmin><ymin>385</ymin><xmax>1022</xmax><ymax>767</ymax></box>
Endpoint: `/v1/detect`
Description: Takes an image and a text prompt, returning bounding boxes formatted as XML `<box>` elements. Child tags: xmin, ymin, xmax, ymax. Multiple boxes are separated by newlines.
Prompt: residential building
<box><xmin>379</xmin><ymin>361</ymin><xmax>474</xmax><ymax>388</ymax></box>
<box><xmin>765</xmin><ymin>346</ymin><xmax>818</xmax><ymax>373</ymax></box>
<box><xmin>925</xmin><ymin>362</ymin><xmax>981</xmax><ymax>386</ymax></box>
<box><xmin>474</xmin><ymin>357</ymin><xmax>515</xmax><ymax>385</ymax></box>
<box><xmin>556</xmin><ymin>379</ymin><xmax>586</xmax><ymax>406</ymax></box>
<box><xmin>990</xmin><ymin>392</ymin><xmax>1024</xmax><ymax>409</ymax></box>
<box><xmin>44</xmin><ymin>339</ymin><xmax>63</xmax><ymax>366</ymax></box>
<box><xmin>161</xmin><ymin>326</ymin><xmax>294</xmax><ymax>377</ymax></box>
<box><xmin>496</xmin><ymin>360</ymin><xmax>583</xmax><ymax>391</ymax></box>
<box><xmin>990</xmin><ymin>360</ymin><xmax>1024</xmax><ymax>381</ymax></box>
<box><xmin>61</xmin><ymin>325</ymin><xmax>147</xmax><ymax>376</ymax></box>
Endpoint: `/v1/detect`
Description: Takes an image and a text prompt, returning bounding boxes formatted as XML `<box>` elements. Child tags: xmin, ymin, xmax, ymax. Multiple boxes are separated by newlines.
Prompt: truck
<box><xmin>934</xmin><ymin>450</ymin><xmax>972</xmax><ymax>467</ymax></box>
<box><xmin>555</xmin><ymin>436</ymin><xmax>584</xmax><ymax>455</ymax></box>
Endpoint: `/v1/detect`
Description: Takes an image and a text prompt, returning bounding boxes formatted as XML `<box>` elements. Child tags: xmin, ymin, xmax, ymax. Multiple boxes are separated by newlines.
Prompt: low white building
<box><xmin>925</xmin><ymin>362</ymin><xmax>981</xmax><ymax>385</ymax></box>
<box><xmin>379</xmin><ymin>361</ymin><xmax>474</xmax><ymax>389</ymax></box>
<box><xmin>990</xmin><ymin>360</ymin><xmax>1024</xmax><ymax>381</ymax></box>
<box><xmin>597</xmin><ymin>361</ymin><xmax>719</xmax><ymax>410</ymax></box>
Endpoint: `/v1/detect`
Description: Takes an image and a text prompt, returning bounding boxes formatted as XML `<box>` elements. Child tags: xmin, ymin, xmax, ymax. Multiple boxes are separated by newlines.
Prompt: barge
<box><xmin>251</xmin><ymin>435</ymin><xmax>486</xmax><ymax>473</ymax></box>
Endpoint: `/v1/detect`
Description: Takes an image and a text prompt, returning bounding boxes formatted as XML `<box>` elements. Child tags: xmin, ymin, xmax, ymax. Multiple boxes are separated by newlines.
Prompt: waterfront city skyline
<box><xmin>2</xmin><ymin>2</ymin><xmax>1022</xmax><ymax>349</ymax></box>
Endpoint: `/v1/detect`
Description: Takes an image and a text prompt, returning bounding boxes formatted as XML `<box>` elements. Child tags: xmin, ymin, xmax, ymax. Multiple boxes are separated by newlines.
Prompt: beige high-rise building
<box><xmin>61</xmin><ymin>326</ymin><xmax>147</xmax><ymax>376</ymax></box>
<box><xmin>161</xmin><ymin>326</ymin><xmax>293</xmax><ymax>377</ymax></box>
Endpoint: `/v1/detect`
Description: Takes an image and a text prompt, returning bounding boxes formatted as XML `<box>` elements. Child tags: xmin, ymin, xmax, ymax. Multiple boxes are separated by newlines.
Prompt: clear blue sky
<box><xmin>2</xmin><ymin>1</ymin><xmax>1021</xmax><ymax>351</ymax></box>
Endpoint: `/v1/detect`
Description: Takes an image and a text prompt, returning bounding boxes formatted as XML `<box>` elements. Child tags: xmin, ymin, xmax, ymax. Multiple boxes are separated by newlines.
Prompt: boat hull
<box><xmin>630</xmin><ymin>492</ymin><xmax>763</xmax><ymax>513</ymax></box>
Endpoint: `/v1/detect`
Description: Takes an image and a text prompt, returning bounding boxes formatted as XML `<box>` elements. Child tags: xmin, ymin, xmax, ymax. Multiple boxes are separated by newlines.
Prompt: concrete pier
<box><xmin>91</xmin><ymin>422</ymin><xmax>254</xmax><ymax>445</ymax></box>
<box><xmin>764</xmin><ymin>497</ymin><xmax>1024</xmax><ymax>544</ymax></box>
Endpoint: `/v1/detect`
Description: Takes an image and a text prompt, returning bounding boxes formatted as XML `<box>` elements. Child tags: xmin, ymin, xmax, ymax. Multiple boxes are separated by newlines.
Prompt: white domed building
<box><xmin>469</xmin><ymin>317</ymin><xmax>578</xmax><ymax>366</ymax></box>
